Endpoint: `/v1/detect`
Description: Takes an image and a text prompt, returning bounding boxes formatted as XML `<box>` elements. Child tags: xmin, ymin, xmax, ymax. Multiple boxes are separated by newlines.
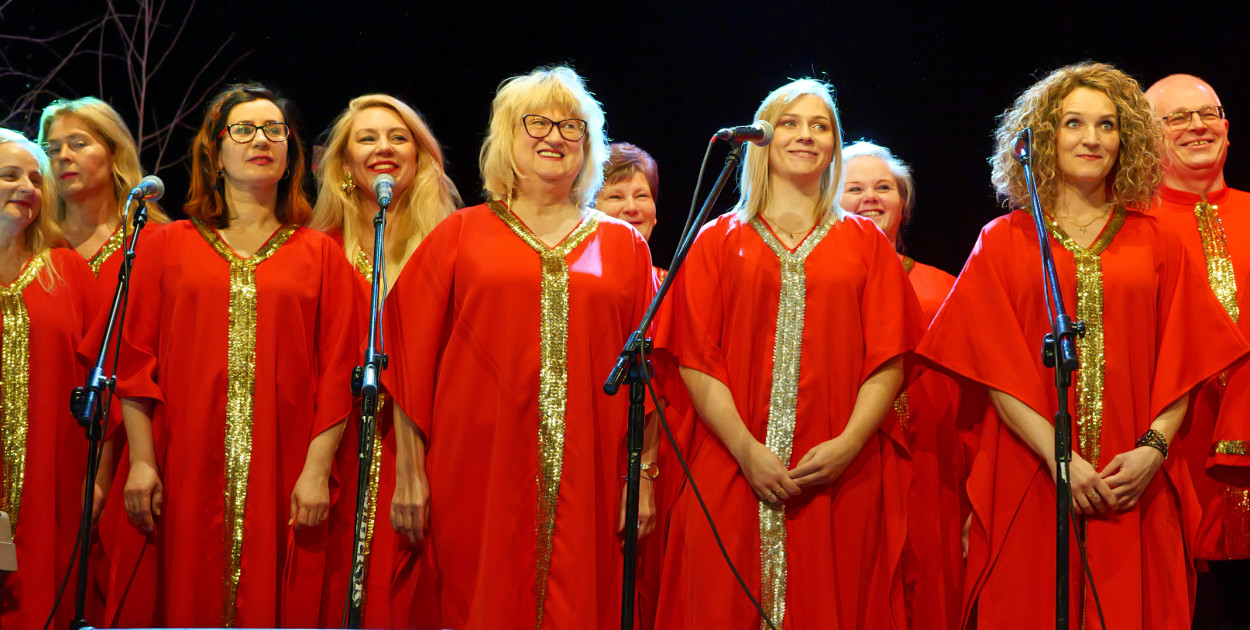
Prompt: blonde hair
<box><xmin>842</xmin><ymin>140</ymin><xmax>916</xmax><ymax>227</ymax></box>
<box><xmin>311</xmin><ymin>94</ymin><xmax>460</xmax><ymax>285</ymax></box>
<box><xmin>735</xmin><ymin>79</ymin><xmax>845</xmax><ymax>223</ymax></box>
<box><xmin>37</xmin><ymin>97</ymin><xmax>169</xmax><ymax>223</ymax></box>
<box><xmin>479</xmin><ymin>65</ymin><xmax>609</xmax><ymax>209</ymax></box>
<box><xmin>991</xmin><ymin>62</ymin><xmax>1161</xmax><ymax>211</ymax></box>
<box><xmin>0</xmin><ymin>128</ymin><xmax>63</xmax><ymax>288</ymax></box>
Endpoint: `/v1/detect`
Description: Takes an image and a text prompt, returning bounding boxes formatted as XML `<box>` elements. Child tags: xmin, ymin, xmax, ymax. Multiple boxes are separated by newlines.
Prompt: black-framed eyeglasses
<box><xmin>521</xmin><ymin>114</ymin><xmax>587</xmax><ymax>142</ymax></box>
<box><xmin>218</xmin><ymin>121</ymin><xmax>291</xmax><ymax>143</ymax></box>
<box><xmin>1160</xmin><ymin>106</ymin><xmax>1225</xmax><ymax>129</ymax></box>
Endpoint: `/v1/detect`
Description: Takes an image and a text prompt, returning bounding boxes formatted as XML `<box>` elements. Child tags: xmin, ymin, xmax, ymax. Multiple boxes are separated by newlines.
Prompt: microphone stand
<box><xmin>604</xmin><ymin>139</ymin><xmax>747</xmax><ymax>630</ymax></box>
<box><xmin>1016</xmin><ymin>128</ymin><xmax>1085</xmax><ymax>629</ymax></box>
<box><xmin>344</xmin><ymin>195</ymin><xmax>389</xmax><ymax>628</ymax></box>
<box><xmin>68</xmin><ymin>193</ymin><xmax>150</xmax><ymax>630</ymax></box>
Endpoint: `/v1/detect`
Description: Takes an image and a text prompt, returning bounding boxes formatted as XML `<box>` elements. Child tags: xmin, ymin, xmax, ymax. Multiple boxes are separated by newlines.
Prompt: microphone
<box><xmin>1014</xmin><ymin>128</ymin><xmax>1032</xmax><ymax>165</ymax></box>
<box><xmin>715</xmin><ymin>120</ymin><xmax>774</xmax><ymax>146</ymax></box>
<box><xmin>373</xmin><ymin>174</ymin><xmax>396</xmax><ymax>207</ymax></box>
<box><xmin>129</xmin><ymin>175</ymin><xmax>164</xmax><ymax>201</ymax></box>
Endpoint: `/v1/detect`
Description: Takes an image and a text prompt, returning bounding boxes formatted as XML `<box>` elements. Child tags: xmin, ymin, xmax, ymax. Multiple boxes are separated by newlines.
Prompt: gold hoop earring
<box><xmin>340</xmin><ymin>171</ymin><xmax>356</xmax><ymax>194</ymax></box>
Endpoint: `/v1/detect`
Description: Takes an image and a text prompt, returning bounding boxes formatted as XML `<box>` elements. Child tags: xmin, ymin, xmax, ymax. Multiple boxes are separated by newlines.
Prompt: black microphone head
<box><xmin>1014</xmin><ymin>128</ymin><xmax>1032</xmax><ymax>164</ymax></box>
<box><xmin>134</xmin><ymin>175</ymin><xmax>164</xmax><ymax>201</ymax></box>
<box><xmin>753</xmin><ymin>120</ymin><xmax>774</xmax><ymax>146</ymax></box>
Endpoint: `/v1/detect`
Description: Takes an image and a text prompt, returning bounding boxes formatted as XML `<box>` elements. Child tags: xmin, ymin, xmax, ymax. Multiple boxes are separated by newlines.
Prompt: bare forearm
<box><xmin>1149</xmin><ymin>393</ymin><xmax>1188</xmax><ymax>444</ymax></box>
<box><xmin>679</xmin><ymin>367</ymin><xmax>753</xmax><ymax>460</ymax></box>
<box><xmin>303</xmin><ymin>421</ymin><xmax>346</xmax><ymax>476</ymax></box>
<box><xmin>840</xmin><ymin>357</ymin><xmax>904</xmax><ymax>449</ymax></box>
<box><xmin>988</xmin><ymin>388</ymin><xmax>1056</xmax><ymax>465</ymax></box>
<box><xmin>121</xmin><ymin>398</ymin><xmax>156</xmax><ymax>466</ymax></box>
<box><xmin>393</xmin><ymin>405</ymin><xmax>427</xmax><ymax>477</ymax></box>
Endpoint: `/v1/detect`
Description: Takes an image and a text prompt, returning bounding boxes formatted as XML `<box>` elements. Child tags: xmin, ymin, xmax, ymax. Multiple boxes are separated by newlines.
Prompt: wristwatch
<box><xmin>641</xmin><ymin>462</ymin><xmax>660</xmax><ymax>481</ymax></box>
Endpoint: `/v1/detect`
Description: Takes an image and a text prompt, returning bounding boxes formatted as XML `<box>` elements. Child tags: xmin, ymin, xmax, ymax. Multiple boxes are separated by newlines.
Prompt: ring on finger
<box><xmin>1086</xmin><ymin>489</ymin><xmax>1099</xmax><ymax>501</ymax></box>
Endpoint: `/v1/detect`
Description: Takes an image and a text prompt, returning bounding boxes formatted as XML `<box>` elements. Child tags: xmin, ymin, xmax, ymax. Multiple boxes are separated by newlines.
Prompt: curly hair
<box><xmin>990</xmin><ymin>62</ymin><xmax>1161</xmax><ymax>211</ymax></box>
<box><xmin>0</xmin><ymin>128</ymin><xmax>64</xmax><ymax>289</ymax></box>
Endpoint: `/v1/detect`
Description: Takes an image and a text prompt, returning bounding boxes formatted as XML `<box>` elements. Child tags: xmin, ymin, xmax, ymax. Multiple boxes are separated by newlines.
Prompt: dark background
<box><xmin>5</xmin><ymin>0</ymin><xmax>1250</xmax><ymax>274</ymax></box>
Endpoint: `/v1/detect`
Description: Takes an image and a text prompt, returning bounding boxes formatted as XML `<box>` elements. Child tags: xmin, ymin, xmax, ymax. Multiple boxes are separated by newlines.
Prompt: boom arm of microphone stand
<box><xmin>604</xmin><ymin>141</ymin><xmax>746</xmax><ymax>394</ymax></box>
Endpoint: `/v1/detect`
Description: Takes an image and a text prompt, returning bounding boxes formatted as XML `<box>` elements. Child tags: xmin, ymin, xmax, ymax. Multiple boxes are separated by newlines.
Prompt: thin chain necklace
<box><xmin>760</xmin><ymin>214</ymin><xmax>816</xmax><ymax>241</ymax></box>
<box><xmin>1053</xmin><ymin>208</ymin><xmax>1111</xmax><ymax>234</ymax></box>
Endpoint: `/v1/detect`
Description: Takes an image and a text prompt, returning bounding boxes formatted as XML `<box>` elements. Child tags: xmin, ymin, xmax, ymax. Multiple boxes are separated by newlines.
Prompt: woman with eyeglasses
<box><xmin>310</xmin><ymin>93</ymin><xmax>459</xmax><ymax>628</ymax></box>
<box><xmin>381</xmin><ymin>65</ymin><xmax>654</xmax><ymax>629</ymax></box>
<box><xmin>654</xmin><ymin>79</ymin><xmax>924</xmax><ymax>630</ymax></box>
<box><xmin>918</xmin><ymin>62</ymin><xmax>1247</xmax><ymax>629</ymax></box>
<box><xmin>98</xmin><ymin>82</ymin><xmax>361</xmax><ymax>628</ymax></box>
<box><xmin>0</xmin><ymin>128</ymin><xmax>103</xmax><ymax>629</ymax></box>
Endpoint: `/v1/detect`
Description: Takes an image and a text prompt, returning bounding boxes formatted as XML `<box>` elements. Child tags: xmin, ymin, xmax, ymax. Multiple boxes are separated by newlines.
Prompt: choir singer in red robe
<box><xmin>381</xmin><ymin>66</ymin><xmax>655</xmax><ymax>629</ymax></box>
<box><xmin>842</xmin><ymin>140</ymin><xmax>962</xmax><ymax>630</ymax></box>
<box><xmin>0</xmin><ymin>128</ymin><xmax>102</xmax><ymax>629</ymax></box>
<box><xmin>311</xmin><ymin>93</ymin><xmax>459</xmax><ymax>628</ymax></box>
<box><xmin>102</xmin><ymin>83</ymin><xmax>362</xmax><ymax>628</ymax></box>
<box><xmin>653</xmin><ymin>79</ymin><xmax>925</xmax><ymax>629</ymax></box>
<box><xmin>918</xmin><ymin>62</ymin><xmax>1248</xmax><ymax>629</ymax></box>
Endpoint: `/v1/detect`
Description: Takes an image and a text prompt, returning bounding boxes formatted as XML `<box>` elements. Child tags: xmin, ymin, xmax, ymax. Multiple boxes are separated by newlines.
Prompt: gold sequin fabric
<box><xmin>1193</xmin><ymin>202</ymin><xmax>1239</xmax><ymax>322</ymax></box>
<box><xmin>748</xmin><ymin>211</ymin><xmax>837</xmax><ymax>630</ymax></box>
<box><xmin>353</xmin><ymin>250</ymin><xmax>384</xmax><ymax>607</ymax></box>
<box><xmin>87</xmin><ymin>226</ymin><xmax>126</xmax><ymax>276</ymax></box>
<box><xmin>487</xmin><ymin>201</ymin><xmax>600</xmax><ymax>628</ymax></box>
<box><xmin>0</xmin><ymin>257</ymin><xmax>45</xmax><ymax>531</ymax></box>
<box><xmin>1214</xmin><ymin>440</ymin><xmax>1250</xmax><ymax>456</ymax></box>
<box><xmin>193</xmin><ymin>219</ymin><xmax>296</xmax><ymax>627</ymax></box>
<box><xmin>1044</xmin><ymin>208</ymin><xmax>1125</xmax><ymax>470</ymax></box>
<box><xmin>893</xmin><ymin>391</ymin><xmax>912</xmax><ymax>433</ymax></box>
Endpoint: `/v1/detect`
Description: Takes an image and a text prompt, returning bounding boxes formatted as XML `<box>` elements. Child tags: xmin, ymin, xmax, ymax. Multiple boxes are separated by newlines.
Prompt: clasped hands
<box><xmin>1056</xmin><ymin>446</ymin><xmax>1164</xmax><ymax>515</ymax></box>
<box><xmin>738</xmin><ymin>435</ymin><xmax>860</xmax><ymax>503</ymax></box>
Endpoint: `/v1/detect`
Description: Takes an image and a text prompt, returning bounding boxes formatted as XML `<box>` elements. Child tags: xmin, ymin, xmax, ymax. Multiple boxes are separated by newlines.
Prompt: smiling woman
<box><xmin>95</xmin><ymin>82</ymin><xmax>364</xmax><ymax>628</ymax></box>
<box><xmin>919</xmin><ymin>62</ymin><xmax>1247</xmax><ymax>630</ymax></box>
<box><xmin>308</xmin><ymin>93</ymin><xmax>460</xmax><ymax>628</ymax></box>
<box><xmin>380</xmin><ymin>65</ymin><xmax>655</xmax><ymax>630</ymax></box>
<box><xmin>654</xmin><ymin>79</ymin><xmax>924</xmax><ymax>630</ymax></box>
<box><xmin>0</xmin><ymin>128</ymin><xmax>102</xmax><ymax>630</ymax></box>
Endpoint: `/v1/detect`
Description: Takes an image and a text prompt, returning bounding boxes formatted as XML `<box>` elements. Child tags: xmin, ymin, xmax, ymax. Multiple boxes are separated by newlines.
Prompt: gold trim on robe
<box><xmin>353</xmin><ymin>250</ymin><xmax>385</xmax><ymax>609</ymax></box>
<box><xmin>748</xmin><ymin>211</ymin><xmax>838</xmax><ymax>630</ymax></box>
<box><xmin>1190</xmin><ymin>201</ymin><xmax>1250</xmax><ymax>557</ymax></box>
<box><xmin>88</xmin><ymin>226</ymin><xmax>126</xmax><ymax>276</ymax></box>
<box><xmin>1044</xmin><ymin>208</ymin><xmax>1126</xmax><ymax>470</ymax></box>
<box><xmin>193</xmin><ymin>219</ymin><xmax>296</xmax><ymax>627</ymax></box>
<box><xmin>487</xmin><ymin>201</ymin><xmax>601</xmax><ymax>628</ymax></box>
<box><xmin>0</xmin><ymin>256</ymin><xmax>46</xmax><ymax>530</ymax></box>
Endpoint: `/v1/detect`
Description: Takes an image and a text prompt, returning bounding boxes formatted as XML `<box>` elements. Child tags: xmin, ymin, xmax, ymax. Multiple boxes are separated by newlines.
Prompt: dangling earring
<box><xmin>504</xmin><ymin>189</ymin><xmax>513</xmax><ymax>208</ymax></box>
<box><xmin>340</xmin><ymin>171</ymin><xmax>356</xmax><ymax>194</ymax></box>
<box><xmin>215</xmin><ymin>168</ymin><xmax>225</xmax><ymax>192</ymax></box>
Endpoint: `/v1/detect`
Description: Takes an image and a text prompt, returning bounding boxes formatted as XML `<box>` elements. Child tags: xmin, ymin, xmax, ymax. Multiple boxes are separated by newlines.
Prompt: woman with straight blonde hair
<box><xmin>919</xmin><ymin>62</ymin><xmax>1247</xmax><ymax>629</ymax></box>
<box><xmin>653</xmin><ymin>79</ymin><xmax>924</xmax><ymax>629</ymax></box>
<box><xmin>0</xmin><ymin>128</ymin><xmax>102</xmax><ymax>628</ymax></box>
<box><xmin>38</xmin><ymin>97</ymin><xmax>169</xmax><ymax>284</ymax></box>
<box><xmin>311</xmin><ymin>93</ymin><xmax>458</xmax><ymax>627</ymax></box>
<box><xmin>381</xmin><ymin>65</ymin><xmax>654</xmax><ymax>629</ymax></box>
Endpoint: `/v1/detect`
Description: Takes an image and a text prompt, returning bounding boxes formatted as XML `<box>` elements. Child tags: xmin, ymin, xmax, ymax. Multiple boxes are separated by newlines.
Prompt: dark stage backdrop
<box><xmin>6</xmin><ymin>0</ymin><xmax>1250</xmax><ymax>274</ymax></box>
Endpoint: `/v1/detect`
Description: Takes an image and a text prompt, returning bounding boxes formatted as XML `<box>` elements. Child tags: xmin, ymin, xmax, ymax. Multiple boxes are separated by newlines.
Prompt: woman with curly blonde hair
<box><xmin>919</xmin><ymin>62</ymin><xmax>1247</xmax><ymax>628</ymax></box>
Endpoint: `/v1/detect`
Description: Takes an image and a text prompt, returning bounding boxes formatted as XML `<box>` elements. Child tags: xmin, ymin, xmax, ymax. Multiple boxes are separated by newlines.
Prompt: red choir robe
<box><xmin>380</xmin><ymin>203</ymin><xmax>654</xmax><ymax>629</ymax></box>
<box><xmin>898</xmin><ymin>256</ymin><xmax>963</xmax><ymax>630</ymax></box>
<box><xmin>1151</xmin><ymin>185</ymin><xmax>1250</xmax><ymax>559</ymax></box>
<box><xmin>918</xmin><ymin>208</ymin><xmax>1248</xmax><ymax>629</ymax></box>
<box><xmin>0</xmin><ymin>250</ymin><xmax>101</xmax><ymax>629</ymax></box>
<box><xmin>653</xmin><ymin>211</ymin><xmax>924</xmax><ymax>629</ymax></box>
<box><xmin>93</xmin><ymin>220</ymin><xmax>361</xmax><ymax>628</ymax></box>
<box><xmin>319</xmin><ymin>237</ymin><xmax>411</xmax><ymax>629</ymax></box>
